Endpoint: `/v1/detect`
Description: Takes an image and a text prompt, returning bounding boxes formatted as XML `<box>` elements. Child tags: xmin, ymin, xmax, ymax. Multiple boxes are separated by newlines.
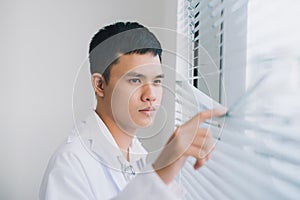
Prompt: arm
<box><xmin>40</xmin><ymin>152</ymin><xmax>183</xmax><ymax>200</ymax></box>
<box><xmin>112</xmin><ymin>167</ymin><xmax>183</xmax><ymax>200</ymax></box>
<box><xmin>115</xmin><ymin>110</ymin><xmax>224</xmax><ymax>200</ymax></box>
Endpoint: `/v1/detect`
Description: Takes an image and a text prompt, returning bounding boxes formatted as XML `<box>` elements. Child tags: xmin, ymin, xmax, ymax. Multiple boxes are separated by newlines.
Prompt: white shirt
<box><xmin>39</xmin><ymin>111</ymin><xmax>184</xmax><ymax>200</ymax></box>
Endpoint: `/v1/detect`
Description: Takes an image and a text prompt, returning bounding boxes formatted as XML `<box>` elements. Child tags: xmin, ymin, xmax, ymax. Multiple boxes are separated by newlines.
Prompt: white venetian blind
<box><xmin>175</xmin><ymin>0</ymin><xmax>300</xmax><ymax>199</ymax></box>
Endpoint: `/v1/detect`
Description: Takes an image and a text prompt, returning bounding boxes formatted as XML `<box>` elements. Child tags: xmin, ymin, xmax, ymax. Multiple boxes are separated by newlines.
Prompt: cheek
<box><xmin>110</xmin><ymin>87</ymin><xmax>125</xmax><ymax>107</ymax></box>
<box><xmin>154</xmin><ymin>87</ymin><xmax>163</xmax><ymax>105</ymax></box>
<box><xmin>128</xmin><ymin>90</ymin><xmax>141</xmax><ymax>106</ymax></box>
<box><xmin>157</xmin><ymin>87</ymin><xmax>163</xmax><ymax>101</ymax></box>
<box><xmin>112</xmin><ymin>86</ymin><xmax>138</xmax><ymax>109</ymax></box>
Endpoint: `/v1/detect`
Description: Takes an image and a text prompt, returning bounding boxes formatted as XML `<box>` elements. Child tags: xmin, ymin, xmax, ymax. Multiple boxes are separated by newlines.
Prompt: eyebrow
<box><xmin>125</xmin><ymin>72</ymin><xmax>165</xmax><ymax>79</ymax></box>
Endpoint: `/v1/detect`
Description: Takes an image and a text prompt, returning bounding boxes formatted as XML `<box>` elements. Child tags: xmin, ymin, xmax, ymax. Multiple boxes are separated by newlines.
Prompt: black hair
<box><xmin>89</xmin><ymin>22</ymin><xmax>162</xmax><ymax>83</ymax></box>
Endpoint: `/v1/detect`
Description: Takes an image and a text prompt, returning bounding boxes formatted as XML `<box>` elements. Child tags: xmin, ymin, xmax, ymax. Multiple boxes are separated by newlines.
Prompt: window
<box><xmin>176</xmin><ymin>0</ymin><xmax>300</xmax><ymax>199</ymax></box>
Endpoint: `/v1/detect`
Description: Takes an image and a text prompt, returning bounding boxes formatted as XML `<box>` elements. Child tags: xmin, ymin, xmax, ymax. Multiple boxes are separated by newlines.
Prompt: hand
<box><xmin>153</xmin><ymin>109</ymin><xmax>225</xmax><ymax>184</ymax></box>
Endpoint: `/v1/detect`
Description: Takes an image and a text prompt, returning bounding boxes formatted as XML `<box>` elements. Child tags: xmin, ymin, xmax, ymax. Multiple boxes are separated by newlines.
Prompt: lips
<box><xmin>138</xmin><ymin>107</ymin><xmax>155</xmax><ymax>112</ymax></box>
<box><xmin>138</xmin><ymin>107</ymin><xmax>156</xmax><ymax>117</ymax></box>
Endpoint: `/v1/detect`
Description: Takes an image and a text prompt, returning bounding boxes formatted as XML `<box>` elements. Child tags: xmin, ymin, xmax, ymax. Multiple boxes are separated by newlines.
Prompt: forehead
<box><xmin>110</xmin><ymin>53</ymin><xmax>162</xmax><ymax>78</ymax></box>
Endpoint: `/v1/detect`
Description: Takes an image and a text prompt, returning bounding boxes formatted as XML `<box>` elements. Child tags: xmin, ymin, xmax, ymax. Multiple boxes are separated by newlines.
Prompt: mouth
<box><xmin>138</xmin><ymin>107</ymin><xmax>156</xmax><ymax>115</ymax></box>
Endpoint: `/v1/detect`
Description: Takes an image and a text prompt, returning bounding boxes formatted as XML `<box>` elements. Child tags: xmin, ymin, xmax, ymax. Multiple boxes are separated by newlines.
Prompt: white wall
<box><xmin>0</xmin><ymin>0</ymin><xmax>177</xmax><ymax>199</ymax></box>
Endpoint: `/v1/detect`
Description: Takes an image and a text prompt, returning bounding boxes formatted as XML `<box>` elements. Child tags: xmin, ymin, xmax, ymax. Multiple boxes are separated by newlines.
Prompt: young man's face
<box><xmin>102</xmin><ymin>53</ymin><xmax>163</xmax><ymax>133</ymax></box>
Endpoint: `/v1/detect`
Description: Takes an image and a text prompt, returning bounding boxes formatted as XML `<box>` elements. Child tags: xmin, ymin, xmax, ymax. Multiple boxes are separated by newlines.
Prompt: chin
<box><xmin>135</xmin><ymin>118</ymin><xmax>155</xmax><ymax>128</ymax></box>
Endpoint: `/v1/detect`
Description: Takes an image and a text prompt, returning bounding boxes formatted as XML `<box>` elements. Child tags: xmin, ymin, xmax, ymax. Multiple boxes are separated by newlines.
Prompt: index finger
<box><xmin>197</xmin><ymin>109</ymin><xmax>226</xmax><ymax>122</ymax></box>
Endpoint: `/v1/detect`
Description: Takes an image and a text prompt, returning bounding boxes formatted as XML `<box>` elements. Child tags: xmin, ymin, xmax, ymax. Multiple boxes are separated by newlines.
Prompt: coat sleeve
<box><xmin>113</xmin><ymin>165</ymin><xmax>186</xmax><ymax>200</ymax></box>
<box><xmin>40</xmin><ymin>151</ymin><xmax>185</xmax><ymax>200</ymax></box>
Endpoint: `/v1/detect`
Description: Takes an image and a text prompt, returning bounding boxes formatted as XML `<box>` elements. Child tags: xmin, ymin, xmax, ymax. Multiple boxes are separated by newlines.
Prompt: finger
<box><xmin>194</xmin><ymin>152</ymin><xmax>213</xmax><ymax>170</ymax></box>
<box><xmin>195</xmin><ymin>152</ymin><xmax>212</xmax><ymax>169</ymax></box>
<box><xmin>192</xmin><ymin>129</ymin><xmax>214</xmax><ymax>149</ymax></box>
<box><xmin>184</xmin><ymin>143</ymin><xmax>214</xmax><ymax>170</ymax></box>
<box><xmin>206</xmin><ymin>153</ymin><xmax>212</xmax><ymax>161</ymax></box>
<box><xmin>194</xmin><ymin>159</ymin><xmax>206</xmax><ymax>170</ymax></box>
<box><xmin>184</xmin><ymin>145</ymin><xmax>204</xmax><ymax>160</ymax></box>
<box><xmin>198</xmin><ymin>139</ymin><xmax>215</xmax><ymax>159</ymax></box>
<box><xmin>198</xmin><ymin>109</ymin><xmax>226</xmax><ymax>122</ymax></box>
<box><xmin>197</xmin><ymin>128</ymin><xmax>210</xmax><ymax>137</ymax></box>
<box><xmin>185</xmin><ymin>144</ymin><xmax>212</xmax><ymax>164</ymax></box>
<box><xmin>201</xmin><ymin>141</ymin><xmax>216</xmax><ymax>157</ymax></box>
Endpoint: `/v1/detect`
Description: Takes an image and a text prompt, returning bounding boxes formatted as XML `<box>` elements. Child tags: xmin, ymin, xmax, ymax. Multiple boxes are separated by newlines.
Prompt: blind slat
<box><xmin>182</xmin><ymin>165</ymin><xmax>231</xmax><ymax>200</ymax></box>
<box><xmin>181</xmin><ymin>167</ymin><xmax>214</xmax><ymax>200</ymax></box>
<box><xmin>215</xmin><ymin>141</ymin><xmax>300</xmax><ymax>188</ymax></box>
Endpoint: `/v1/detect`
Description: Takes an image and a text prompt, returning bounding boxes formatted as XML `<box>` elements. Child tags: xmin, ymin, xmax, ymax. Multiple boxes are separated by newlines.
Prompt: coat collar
<box><xmin>76</xmin><ymin>111</ymin><xmax>148</xmax><ymax>173</ymax></box>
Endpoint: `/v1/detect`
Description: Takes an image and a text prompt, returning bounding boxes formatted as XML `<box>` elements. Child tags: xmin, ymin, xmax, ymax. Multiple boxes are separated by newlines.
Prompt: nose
<box><xmin>141</xmin><ymin>84</ymin><xmax>157</xmax><ymax>102</ymax></box>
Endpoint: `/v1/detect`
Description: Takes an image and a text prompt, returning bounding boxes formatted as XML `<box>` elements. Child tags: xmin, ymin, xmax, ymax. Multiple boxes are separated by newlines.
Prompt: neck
<box><xmin>95</xmin><ymin>107</ymin><xmax>135</xmax><ymax>161</ymax></box>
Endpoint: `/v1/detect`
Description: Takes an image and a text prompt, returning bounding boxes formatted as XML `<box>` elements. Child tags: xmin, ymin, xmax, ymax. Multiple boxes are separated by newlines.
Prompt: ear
<box><xmin>91</xmin><ymin>73</ymin><xmax>106</xmax><ymax>98</ymax></box>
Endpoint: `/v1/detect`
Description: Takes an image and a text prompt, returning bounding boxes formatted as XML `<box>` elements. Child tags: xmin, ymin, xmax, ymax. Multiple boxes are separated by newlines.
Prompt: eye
<box><xmin>153</xmin><ymin>79</ymin><xmax>162</xmax><ymax>85</ymax></box>
<box><xmin>129</xmin><ymin>78</ymin><xmax>141</xmax><ymax>84</ymax></box>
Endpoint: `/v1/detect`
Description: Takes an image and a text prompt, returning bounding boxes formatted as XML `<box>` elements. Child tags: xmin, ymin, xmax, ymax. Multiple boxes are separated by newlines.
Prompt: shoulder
<box><xmin>40</xmin><ymin>133</ymin><xmax>99</xmax><ymax>193</ymax></box>
<box><xmin>39</xmin><ymin>133</ymin><xmax>99</xmax><ymax>199</ymax></box>
<box><xmin>44</xmin><ymin>112</ymin><xmax>108</xmax><ymax>173</ymax></box>
<box><xmin>39</xmin><ymin>114</ymin><xmax>112</xmax><ymax>199</ymax></box>
<box><xmin>47</xmin><ymin>132</ymin><xmax>95</xmax><ymax>170</ymax></box>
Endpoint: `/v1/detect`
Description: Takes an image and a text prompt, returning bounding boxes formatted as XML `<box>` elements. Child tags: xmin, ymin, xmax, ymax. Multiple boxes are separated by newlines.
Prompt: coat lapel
<box><xmin>77</xmin><ymin>111</ymin><xmax>148</xmax><ymax>191</ymax></box>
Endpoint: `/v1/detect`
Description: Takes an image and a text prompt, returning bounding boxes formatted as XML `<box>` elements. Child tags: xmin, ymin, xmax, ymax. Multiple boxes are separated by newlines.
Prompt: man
<box><xmin>39</xmin><ymin>22</ymin><xmax>224</xmax><ymax>199</ymax></box>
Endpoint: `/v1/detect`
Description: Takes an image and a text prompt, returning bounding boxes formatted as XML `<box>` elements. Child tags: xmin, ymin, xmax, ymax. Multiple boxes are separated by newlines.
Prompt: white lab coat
<box><xmin>39</xmin><ymin>111</ymin><xmax>184</xmax><ymax>200</ymax></box>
